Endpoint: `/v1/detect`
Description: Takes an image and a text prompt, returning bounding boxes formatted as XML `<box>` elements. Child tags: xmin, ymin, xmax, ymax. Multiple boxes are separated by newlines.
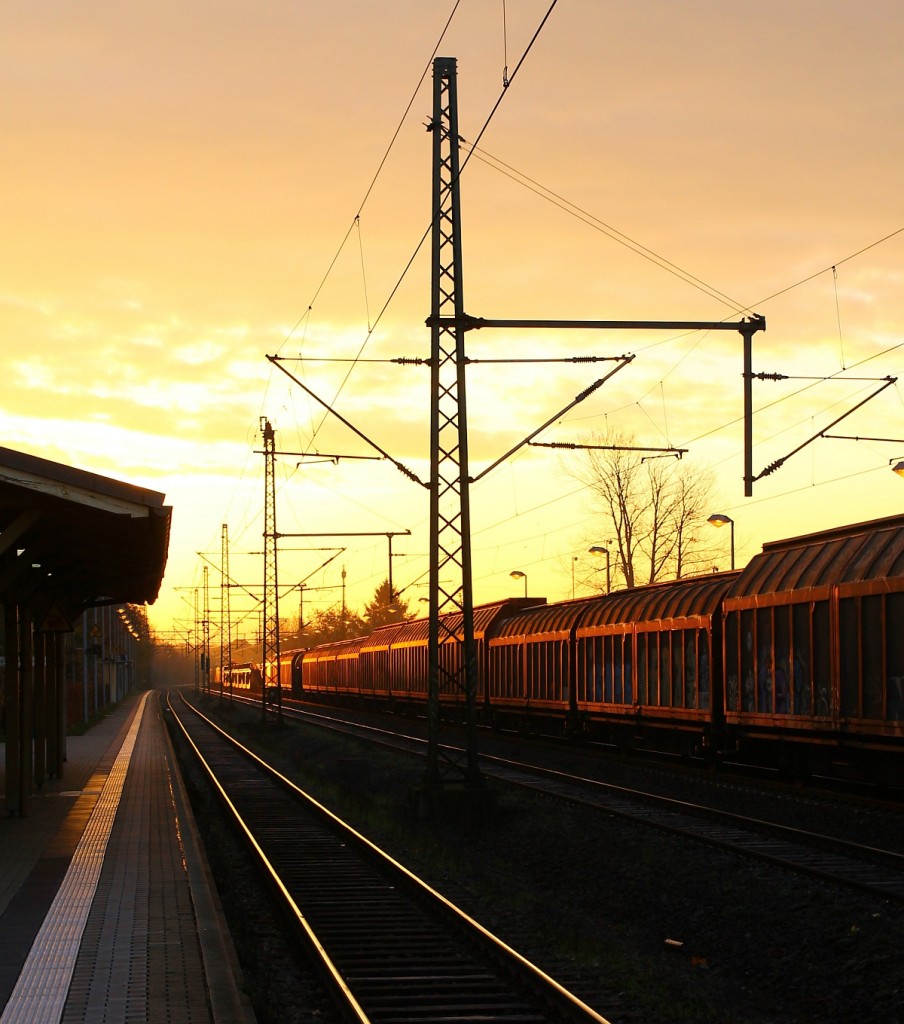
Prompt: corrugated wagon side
<box><xmin>487</xmin><ymin>598</ymin><xmax>593</xmax><ymax>734</ymax></box>
<box><xmin>721</xmin><ymin>514</ymin><xmax>904</xmax><ymax>780</ymax></box>
<box><xmin>574</xmin><ymin>573</ymin><xmax>736</xmax><ymax>755</ymax></box>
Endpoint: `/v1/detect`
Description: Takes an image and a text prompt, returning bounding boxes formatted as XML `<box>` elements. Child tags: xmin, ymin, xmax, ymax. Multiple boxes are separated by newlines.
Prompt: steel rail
<box><xmin>169</xmin><ymin>690</ymin><xmax>613</xmax><ymax>1024</ymax></box>
<box><xmin>166</xmin><ymin>692</ymin><xmax>371</xmax><ymax>1024</ymax></box>
<box><xmin>232</xmin><ymin>694</ymin><xmax>904</xmax><ymax>904</ymax></box>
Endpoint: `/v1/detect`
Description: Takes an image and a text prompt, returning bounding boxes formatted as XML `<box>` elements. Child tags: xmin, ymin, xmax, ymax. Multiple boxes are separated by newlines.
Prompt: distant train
<box><xmin>216</xmin><ymin>514</ymin><xmax>904</xmax><ymax>783</ymax></box>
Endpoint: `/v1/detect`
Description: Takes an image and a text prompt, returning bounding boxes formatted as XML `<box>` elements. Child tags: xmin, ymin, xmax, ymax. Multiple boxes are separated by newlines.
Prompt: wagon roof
<box><xmin>337</xmin><ymin>634</ymin><xmax>369</xmax><ymax>656</ymax></box>
<box><xmin>728</xmin><ymin>513</ymin><xmax>904</xmax><ymax>597</ymax></box>
<box><xmin>304</xmin><ymin>634</ymin><xmax>367</xmax><ymax>660</ymax></box>
<box><xmin>394</xmin><ymin>615</ymin><xmax>430</xmax><ymax>643</ymax></box>
<box><xmin>391</xmin><ymin>598</ymin><xmax>544</xmax><ymax>644</ymax></box>
<box><xmin>578</xmin><ymin>572</ymin><xmax>738</xmax><ymax>629</ymax></box>
<box><xmin>360</xmin><ymin>620</ymin><xmax>411</xmax><ymax>651</ymax></box>
<box><xmin>490</xmin><ymin>596</ymin><xmax>598</xmax><ymax>640</ymax></box>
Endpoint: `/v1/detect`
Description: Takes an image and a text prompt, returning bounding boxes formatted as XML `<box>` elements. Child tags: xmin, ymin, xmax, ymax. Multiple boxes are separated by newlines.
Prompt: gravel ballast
<box><xmin>178</xmin><ymin>697</ymin><xmax>904</xmax><ymax>1024</ymax></box>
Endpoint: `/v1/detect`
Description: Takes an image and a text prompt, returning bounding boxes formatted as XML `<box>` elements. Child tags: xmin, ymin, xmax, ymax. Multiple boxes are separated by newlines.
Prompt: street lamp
<box><xmin>588</xmin><ymin>545</ymin><xmax>611</xmax><ymax>594</ymax></box>
<box><xmin>510</xmin><ymin>569</ymin><xmax>528</xmax><ymax>597</ymax></box>
<box><xmin>891</xmin><ymin>458</ymin><xmax>904</xmax><ymax>477</ymax></box>
<box><xmin>707</xmin><ymin>513</ymin><xmax>735</xmax><ymax>570</ymax></box>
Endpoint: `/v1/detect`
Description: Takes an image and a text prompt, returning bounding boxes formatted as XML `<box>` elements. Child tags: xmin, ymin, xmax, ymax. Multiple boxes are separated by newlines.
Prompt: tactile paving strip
<box><xmin>0</xmin><ymin>694</ymin><xmax>149</xmax><ymax>1024</ymax></box>
<box><xmin>60</xmin><ymin>698</ymin><xmax>212</xmax><ymax>1023</ymax></box>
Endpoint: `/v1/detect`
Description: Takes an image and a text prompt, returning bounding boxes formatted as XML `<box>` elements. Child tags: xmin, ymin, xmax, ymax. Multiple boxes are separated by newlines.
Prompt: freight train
<box><xmin>216</xmin><ymin>514</ymin><xmax>904</xmax><ymax>783</ymax></box>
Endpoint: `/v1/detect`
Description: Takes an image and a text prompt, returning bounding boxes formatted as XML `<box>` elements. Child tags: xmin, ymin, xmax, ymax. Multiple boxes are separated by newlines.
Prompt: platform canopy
<box><xmin>0</xmin><ymin>446</ymin><xmax>171</xmax><ymax>621</ymax></box>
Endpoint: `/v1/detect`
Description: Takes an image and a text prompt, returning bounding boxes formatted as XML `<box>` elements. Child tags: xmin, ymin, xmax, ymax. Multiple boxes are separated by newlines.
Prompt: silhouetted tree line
<box><xmin>292</xmin><ymin>578</ymin><xmax>413</xmax><ymax>648</ymax></box>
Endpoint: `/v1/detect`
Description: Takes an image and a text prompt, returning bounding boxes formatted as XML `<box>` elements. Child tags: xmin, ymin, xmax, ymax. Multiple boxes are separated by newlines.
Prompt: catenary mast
<box><xmin>424</xmin><ymin>56</ymin><xmax>482</xmax><ymax>793</ymax></box>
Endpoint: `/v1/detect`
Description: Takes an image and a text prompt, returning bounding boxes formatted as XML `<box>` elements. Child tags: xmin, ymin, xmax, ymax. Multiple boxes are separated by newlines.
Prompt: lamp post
<box><xmin>588</xmin><ymin>545</ymin><xmax>611</xmax><ymax>594</ymax></box>
<box><xmin>510</xmin><ymin>570</ymin><xmax>528</xmax><ymax>597</ymax></box>
<box><xmin>707</xmin><ymin>513</ymin><xmax>735</xmax><ymax>570</ymax></box>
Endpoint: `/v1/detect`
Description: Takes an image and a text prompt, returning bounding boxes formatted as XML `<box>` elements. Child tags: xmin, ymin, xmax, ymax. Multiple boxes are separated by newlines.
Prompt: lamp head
<box><xmin>707</xmin><ymin>513</ymin><xmax>733</xmax><ymax>528</ymax></box>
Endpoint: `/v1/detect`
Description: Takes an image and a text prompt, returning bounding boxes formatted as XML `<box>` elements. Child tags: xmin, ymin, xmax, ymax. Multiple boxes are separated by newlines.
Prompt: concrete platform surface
<box><xmin>0</xmin><ymin>690</ymin><xmax>255</xmax><ymax>1023</ymax></box>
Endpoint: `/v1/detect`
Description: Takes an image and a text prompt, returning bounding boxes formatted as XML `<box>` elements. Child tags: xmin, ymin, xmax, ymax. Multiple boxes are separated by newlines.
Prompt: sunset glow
<box><xmin>3</xmin><ymin>1</ymin><xmax>902</xmax><ymax>641</ymax></box>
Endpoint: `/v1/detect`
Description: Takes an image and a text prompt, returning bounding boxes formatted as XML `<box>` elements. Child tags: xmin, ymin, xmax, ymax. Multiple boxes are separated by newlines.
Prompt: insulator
<box><xmin>575</xmin><ymin>379</ymin><xmax>605</xmax><ymax>401</ymax></box>
<box><xmin>396</xmin><ymin>463</ymin><xmax>428</xmax><ymax>487</ymax></box>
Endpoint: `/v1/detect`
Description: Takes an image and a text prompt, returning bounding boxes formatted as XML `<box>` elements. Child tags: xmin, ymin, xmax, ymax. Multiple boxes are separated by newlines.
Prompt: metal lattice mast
<box><xmin>220</xmin><ymin>523</ymin><xmax>232</xmax><ymax>698</ymax></box>
<box><xmin>202</xmin><ymin>564</ymin><xmax>211</xmax><ymax>692</ymax></box>
<box><xmin>425</xmin><ymin>56</ymin><xmax>480</xmax><ymax>789</ymax></box>
<box><xmin>193</xmin><ymin>587</ymin><xmax>200</xmax><ymax>692</ymax></box>
<box><xmin>261</xmin><ymin>417</ymin><xmax>281</xmax><ymax>715</ymax></box>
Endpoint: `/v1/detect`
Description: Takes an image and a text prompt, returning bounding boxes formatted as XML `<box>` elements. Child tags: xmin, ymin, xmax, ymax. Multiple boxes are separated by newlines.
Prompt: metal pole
<box><xmin>221</xmin><ymin>524</ymin><xmax>232</xmax><ymax>699</ymax></box>
<box><xmin>92</xmin><ymin>606</ymin><xmax>98</xmax><ymax>713</ymax></box>
<box><xmin>203</xmin><ymin>564</ymin><xmax>210</xmax><ymax>693</ymax></box>
<box><xmin>261</xmin><ymin>417</ymin><xmax>281</xmax><ymax>719</ymax></box>
<box><xmin>82</xmin><ymin>613</ymin><xmax>88</xmax><ymax>722</ymax></box>
<box><xmin>194</xmin><ymin>589</ymin><xmax>200</xmax><ymax>693</ymax></box>
<box><xmin>743</xmin><ymin>324</ymin><xmax>754</xmax><ymax>497</ymax></box>
<box><xmin>4</xmin><ymin>603</ymin><xmax>20</xmax><ymax>816</ymax></box>
<box><xmin>730</xmin><ymin>519</ymin><xmax>736</xmax><ymax>571</ymax></box>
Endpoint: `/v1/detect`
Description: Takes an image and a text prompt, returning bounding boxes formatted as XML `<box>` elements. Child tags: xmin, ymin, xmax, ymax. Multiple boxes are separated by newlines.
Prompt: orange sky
<box><xmin>2</xmin><ymin>1</ymin><xmax>902</xmax><ymax>642</ymax></box>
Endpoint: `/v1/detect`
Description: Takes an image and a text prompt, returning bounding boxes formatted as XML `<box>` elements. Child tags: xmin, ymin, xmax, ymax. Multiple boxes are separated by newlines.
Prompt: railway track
<box><xmin>166</xmin><ymin>690</ymin><xmax>612</xmax><ymax>1024</ymax></box>
<box><xmin>218</xmin><ymin>693</ymin><xmax>904</xmax><ymax>904</ymax></box>
<box><xmin>480</xmin><ymin>756</ymin><xmax>904</xmax><ymax>902</ymax></box>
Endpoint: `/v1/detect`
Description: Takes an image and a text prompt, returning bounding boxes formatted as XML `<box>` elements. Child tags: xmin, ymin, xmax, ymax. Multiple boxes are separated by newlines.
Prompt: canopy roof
<box><xmin>0</xmin><ymin>446</ymin><xmax>171</xmax><ymax>620</ymax></box>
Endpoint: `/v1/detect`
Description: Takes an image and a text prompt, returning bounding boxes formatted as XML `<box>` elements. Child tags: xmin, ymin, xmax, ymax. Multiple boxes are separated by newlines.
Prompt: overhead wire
<box><xmin>278</xmin><ymin>0</ymin><xmax>464</xmax><ymax>357</ymax></box>
<box><xmin>355</xmin><ymin>216</ymin><xmax>372</xmax><ymax>332</ymax></box>
<box><xmin>240</xmin><ymin>9</ymin><xmax>900</xmax><ymax>609</ymax></box>
<box><xmin>465</xmin><ymin>219</ymin><xmax>901</xmax><ymax>587</ymax></box>
<box><xmin>269</xmin><ymin>0</ymin><xmax>465</xmax><ymax>446</ymax></box>
<box><xmin>209</xmin><ymin>2</ymin><xmax>467</xmax><ymax>583</ymax></box>
<box><xmin>677</xmin><ymin>334</ymin><xmax>904</xmax><ymax>450</ymax></box>
<box><xmin>456</xmin><ymin>189</ymin><xmax>902</xmax><ymax>597</ymax></box>
<box><xmin>296</xmin><ymin>0</ymin><xmax>564</xmax><ymax>456</ymax></box>
<box><xmin>553</xmin><ymin>229</ymin><xmax>903</xmax><ymax>449</ymax></box>
<box><xmin>461</xmin><ymin>0</ymin><xmax>561</xmax><ymax>161</ymax></box>
<box><xmin>462</xmin><ymin>141</ymin><xmax>751</xmax><ymax>315</ymax></box>
<box><xmin>749</xmin><ymin>227</ymin><xmax>904</xmax><ymax>308</ymax></box>
<box><xmin>833</xmin><ymin>265</ymin><xmax>846</xmax><ymax>370</ymax></box>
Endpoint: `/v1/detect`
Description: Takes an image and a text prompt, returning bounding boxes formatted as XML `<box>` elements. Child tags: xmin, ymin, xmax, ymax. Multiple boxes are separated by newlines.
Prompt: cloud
<box><xmin>2</xmin><ymin>0</ymin><xmax>902</xmax><ymax>638</ymax></box>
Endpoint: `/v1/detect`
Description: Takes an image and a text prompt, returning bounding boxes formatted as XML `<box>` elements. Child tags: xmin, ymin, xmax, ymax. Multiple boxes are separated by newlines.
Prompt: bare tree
<box><xmin>571</xmin><ymin>429</ymin><xmax>716</xmax><ymax>588</ymax></box>
<box><xmin>670</xmin><ymin>463</ymin><xmax>720</xmax><ymax>579</ymax></box>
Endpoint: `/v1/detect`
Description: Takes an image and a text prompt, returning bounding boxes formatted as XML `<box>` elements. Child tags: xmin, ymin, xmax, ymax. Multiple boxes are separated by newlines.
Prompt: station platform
<box><xmin>0</xmin><ymin>690</ymin><xmax>255</xmax><ymax>1023</ymax></box>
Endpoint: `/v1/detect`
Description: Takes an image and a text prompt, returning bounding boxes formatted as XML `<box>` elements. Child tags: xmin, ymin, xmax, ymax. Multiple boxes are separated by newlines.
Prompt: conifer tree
<box><xmin>363</xmin><ymin>579</ymin><xmax>412</xmax><ymax>628</ymax></box>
